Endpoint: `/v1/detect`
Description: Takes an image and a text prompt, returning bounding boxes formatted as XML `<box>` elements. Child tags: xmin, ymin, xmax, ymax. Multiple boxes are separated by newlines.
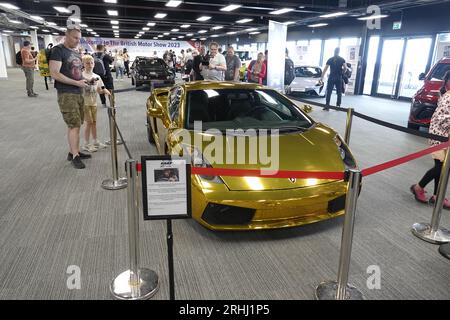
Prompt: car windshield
<box><xmin>429</xmin><ymin>63</ymin><xmax>450</xmax><ymax>81</ymax></box>
<box><xmin>295</xmin><ymin>67</ymin><xmax>322</xmax><ymax>78</ymax></box>
<box><xmin>138</xmin><ymin>59</ymin><xmax>166</xmax><ymax>69</ymax></box>
<box><xmin>185</xmin><ymin>89</ymin><xmax>314</xmax><ymax>131</ymax></box>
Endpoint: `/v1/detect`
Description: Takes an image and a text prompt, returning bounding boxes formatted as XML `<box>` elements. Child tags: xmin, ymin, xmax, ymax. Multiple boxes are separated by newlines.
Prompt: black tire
<box><xmin>147</xmin><ymin>119</ymin><xmax>155</xmax><ymax>144</ymax></box>
<box><xmin>407</xmin><ymin>122</ymin><xmax>420</xmax><ymax>130</ymax></box>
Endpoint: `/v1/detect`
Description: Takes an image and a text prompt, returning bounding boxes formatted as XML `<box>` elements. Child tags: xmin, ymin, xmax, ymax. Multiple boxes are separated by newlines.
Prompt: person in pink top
<box><xmin>20</xmin><ymin>40</ymin><xmax>38</xmax><ymax>97</ymax></box>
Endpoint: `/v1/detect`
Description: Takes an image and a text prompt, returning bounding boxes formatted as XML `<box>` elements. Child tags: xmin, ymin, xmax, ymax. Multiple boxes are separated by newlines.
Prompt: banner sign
<box><xmin>54</xmin><ymin>36</ymin><xmax>199</xmax><ymax>60</ymax></box>
<box><xmin>141</xmin><ymin>156</ymin><xmax>192</xmax><ymax>220</ymax></box>
<box><xmin>267</xmin><ymin>21</ymin><xmax>287</xmax><ymax>92</ymax></box>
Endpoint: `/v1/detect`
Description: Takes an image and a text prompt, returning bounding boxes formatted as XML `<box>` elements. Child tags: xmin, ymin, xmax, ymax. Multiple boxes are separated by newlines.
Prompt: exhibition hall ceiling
<box><xmin>0</xmin><ymin>0</ymin><xmax>448</xmax><ymax>39</ymax></box>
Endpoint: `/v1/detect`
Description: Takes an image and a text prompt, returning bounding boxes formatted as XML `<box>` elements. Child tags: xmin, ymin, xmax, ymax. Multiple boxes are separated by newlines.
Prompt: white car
<box><xmin>286</xmin><ymin>66</ymin><xmax>327</xmax><ymax>96</ymax></box>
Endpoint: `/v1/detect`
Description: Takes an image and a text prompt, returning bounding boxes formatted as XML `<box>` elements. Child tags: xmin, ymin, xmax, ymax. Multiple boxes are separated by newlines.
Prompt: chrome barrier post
<box><xmin>344</xmin><ymin>108</ymin><xmax>354</xmax><ymax>146</ymax></box>
<box><xmin>412</xmin><ymin>145</ymin><xmax>450</xmax><ymax>244</ymax></box>
<box><xmin>110</xmin><ymin>159</ymin><xmax>159</xmax><ymax>300</ymax></box>
<box><xmin>105</xmin><ymin>93</ymin><xmax>123</xmax><ymax>145</ymax></box>
<box><xmin>316</xmin><ymin>169</ymin><xmax>364</xmax><ymax>300</ymax></box>
<box><xmin>101</xmin><ymin>95</ymin><xmax>127</xmax><ymax>190</ymax></box>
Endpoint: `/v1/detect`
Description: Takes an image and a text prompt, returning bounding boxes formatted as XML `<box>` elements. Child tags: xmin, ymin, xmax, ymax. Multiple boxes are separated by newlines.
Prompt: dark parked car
<box><xmin>130</xmin><ymin>56</ymin><xmax>175</xmax><ymax>88</ymax></box>
<box><xmin>408</xmin><ymin>58</ymin><xmax>450</xmax><ymax>130</ymax></box>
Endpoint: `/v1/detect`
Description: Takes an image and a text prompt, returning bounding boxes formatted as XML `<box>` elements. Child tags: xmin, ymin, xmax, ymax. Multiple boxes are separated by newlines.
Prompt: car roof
<box><xmin>182</xmin><ymin>81</ymin><xmax>265</xmax><ymax>91</ymax></box>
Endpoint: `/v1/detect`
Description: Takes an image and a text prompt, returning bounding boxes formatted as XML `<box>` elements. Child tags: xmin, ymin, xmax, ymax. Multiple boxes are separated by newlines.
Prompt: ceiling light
<box><xmin>249</xmin><ymin>32</ymin><xmax>260</xmax><ymax>35</ymax></box>
<box><xmin>86</xmin><ymin>28</ymin><xmax>93</xmax><ymax>32</ymax></box>
<box><xmin>180</xmin><ymin>24</ymin><xmax>190</xmax><ymax>28</ymax></box>
<box><xmin>70</xmin><ymin>17</ymin><xmax>81</xmax><ymax>23</ymax></box>
<box><xmin>115</xmin><ymin>35</ymin><xmax>119</xmax><ymax>38</ymax></box>
<box><xmin>30</xmin><ymin>15</ymin><xmax>44</xmax><ymax>20</ymax></box>
<box><xmin>155</xmin><ymin>13</ymin><xmax>167</xmax><ymax>19</ymax></box>
<box><xmin>357</xmin><ymin>14</ymin><xmax>388</xmax><ymax>21</ymax></box>
<box><xmin>112</xmin><ymin>25</ymin><xmax>119</xmax><ymax>29</ymax></box>
<box><xmin>191</xmin><ymin>38</ymin><xmax>197</xmax><ymax>41</ymax></box>
<box><xmin>147</xmin><ymin>22</ymin><xmax>156</xmax><ymax>26</ymax></box>
<box><xmin>171</xmin><ymin>37</ymin><xmax>176</xmax><ymax>40</ymax></box>
<box><xmin>158</xmin><ymin>35</ymin><xmax>164</xmax><ymax>37</ymax></box>
<box><xmin>166</xmin><ymin>0</ymin><xmax>182</xmax><ymax>7</ymax></box>
<box><xmin>110</xmin><ymin>20</ymin><xmax>119</xmax><ymax>25</ymax></box>
<box><xmin>107</xmin><ymin>10</ymin><xmax>118</xmax><ymax>16</ymax></box>
<box><xmin>9</xmin><ymin>20</ymin><xmax>21</xmax><ymax>24</ymax></box>
<box><xmin>163</xmin><ymin>32</ymin><xmax>170</xmax><ymax>35</ymax></box>
<box><xmin>211</xmin><ymin>26</ymin><xmax>223</xmax><ymax>30</ymax></box>
<box><xmin>186</xmin><ymin>33</ymin><xmax>193</xmax><ymax>36</ymax></box>
<box><xmin>104</xmin><ymin>0</ymin><xmax>117</xmax><ymax>3</ymax></box>
<box><xmin>0</xmin><ymin>3</ymin><xmax>19</xmax><ymax>10</ymax></box>
<box><xmin>171</xmin><ymin>28</ymin><xmax>179</xmax><ymax>32</ymax></box>
<box><xmin>113</xmin><ymin>30</ymin><xmax>119</xmax><ymax>33</ymax></box>
<box><xmin>47</xmin><ymin>22</ymin><xmax>57</xmax><ymax>26</ymax></box>
<box><xmin>53</xmin><ymin>6</ymin><xmax>70</xmax><ymax>13</ymax></box>
<box><xmin>308</xmin><ymin>23</ymin><xmax>328</xmax><ymax>27</ymax></box>
<box><xmin>94</xmin><ymin>34</ymin><xmax>100</xmax><ymax>37</ymax></box>
<box><xmin>246</xmin><ymin>28</ymin><xmax>257</xmax><ymax>32</ymax></box>
<box><xmin>3</xmin><ymin>30</ymin><xmax>13</xmax><ymax>33</ymax></box>
<box><xmin>142</xmin><ymin>27</ymin><xmax>150</xmax><ymax>31</ymax></box>
<box><xmin>198</xmin><ymin>30</ymin><xmax>207</xmax><ymax>34</ymax></box>
<box><xmin>52</xmin><ymin>33</ymin><xmax>59</xmax><ymax>35</ymax></box>
<box><xmin>226</xmin><ymin>31</ymin><xmax>237</xmax><ymax>35</ymax></box>
<box><xmin>319</xmin><ymin>12</ymin><xmax>347</xmax><ymax>18</ymax></box>
<box><xmin>197</xmin><ymin>16</ymin><xmax>211</xmax><ymax>22</ymax></box>
<box><xmin>139</xmin><ymin>31</ymin><xmax>145</xmax><ymax>34</ymax></box>
<box><xmin>210</xmin><ymin>35</ymin><xmax>219</xmax><ymax>38</ymax></box>
<box><xmin>270</xmin><ymin>8</ymin><xmax>294</xmax><ymax>15</ymax></box>
<box><xmin>42</xmin><ymin>29</ymin><xmax>50</xmax><ymax>32</ymax></box>
<box><xmin>80</xmin><ymin>24</ymin><xmax>88</xmax><ymax>28</ymax></box>
<box><xmin>178</xmin><ymin>36</ymin><xmax>184</xmax><ymax>38</ymax></box>
<box><xmin>236</xmin><ymin>18</ymin><xmax>253</xmax><ymax>24</ymax></box>
<box><xmin>284</xmin><ymin>21</ymin><xmax>296</xmax><ymax>25</ymax></box>
<box><xmin>153</xmin><ymin>37</ymin><xmax>158</xmax><ymax>39</ymax></box>
<box><xmin>220</xmin><ymin>4</ymin><xmax>241</xmax><ymax>12</ymax></box>
<box><xmin>29</xmin><ymin>26</ymin><xmax>39</xmax><ymax>29</ymax></box>
<box><xmin>200</xmin><ymin>37</ymin><xmax>206</xmax><ymax>41</ymax></box>
<box><xmin>134</xmin><ymin>36</ymin><xmax>139</xmax><ymax>39</ymax></box>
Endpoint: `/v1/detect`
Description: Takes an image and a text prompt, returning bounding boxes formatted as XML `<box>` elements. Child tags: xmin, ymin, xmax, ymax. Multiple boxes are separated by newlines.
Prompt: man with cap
<box><xmin>21</xmin><ymin>40</ymin><xmax>38</xmax><ymax>97</ymax></box>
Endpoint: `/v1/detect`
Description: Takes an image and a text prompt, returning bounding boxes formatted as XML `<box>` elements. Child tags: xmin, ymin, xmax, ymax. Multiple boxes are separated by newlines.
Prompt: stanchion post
<box><xmin>412</xmin><ymin>141</ymin><xmax>450</xmax><ymax>244</ymax></box>
<box><xmin>110</xmin><ymin>159</ymin><xmax>159</xmax><ymax>300</ymax></box>
<box><xmin>344</xmin><ymin>108</ymin><xmax>354</xmax><ymax>146</ymax></box>
<box><xmin>315</xmin><ymin>169</ymin><xmax>364</xmax><ymax>300</ymax></box>
<box><xmin>102</xmin><ymin>95</ymin><xmax>127</xmax><ymax>190</ymax></box>
<box><xmin>105</xmin><ymin>93</ymin><xmax>123</xmax><ymax>146</ymax></box>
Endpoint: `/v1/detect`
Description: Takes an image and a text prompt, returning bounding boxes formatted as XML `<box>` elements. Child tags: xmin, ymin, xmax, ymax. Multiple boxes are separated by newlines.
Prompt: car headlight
<box><xmin>333</xmin><ymin>134</ymin><xmax>357</xmax><ymax>169</ymax></box>
<box><xmin>181</xmin><ymin>145</ymin><xmax>224</xmax><ymax>184</ymax></box>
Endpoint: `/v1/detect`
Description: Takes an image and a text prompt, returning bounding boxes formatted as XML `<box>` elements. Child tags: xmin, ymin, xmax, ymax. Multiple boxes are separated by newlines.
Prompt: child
<box><xmin>81</xmin><ymin>55</ymin><xmax>110</xmax><ymax>152</ymax></box>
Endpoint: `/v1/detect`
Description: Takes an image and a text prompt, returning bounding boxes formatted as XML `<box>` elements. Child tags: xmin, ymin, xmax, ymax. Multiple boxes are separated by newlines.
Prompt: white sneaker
<box><xmin>82</xmin><ymin>144</ymin><xmax>98</xmax><ymax>153</ymax></box>
<box><xmin>93</xmin><ymin>141</ymin><xmax>107</xmax><ymax>149</ymax></box>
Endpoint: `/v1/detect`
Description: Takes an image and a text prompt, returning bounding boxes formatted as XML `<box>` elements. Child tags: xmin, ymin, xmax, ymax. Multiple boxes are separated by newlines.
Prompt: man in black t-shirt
<box><xmin>321</xmin><ymin>48</ymin><xmax>347</xmax><ymax>111</ymax></box>
<box><xmin>49</xmin><ymin>27</ymin><xmax>92</xmax><ymax>169</ymax></box>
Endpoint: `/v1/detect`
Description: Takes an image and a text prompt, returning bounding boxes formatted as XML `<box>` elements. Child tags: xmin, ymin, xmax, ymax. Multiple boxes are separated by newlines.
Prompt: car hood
<box><xmin>172</xmin><ymin>123</ymin><xmax>345</xmax><ymax>191</ymax></box>
<box><xmin>291</xmin><ymin>77</ymin><xmax>321</xmax><ymax>88</ymax></box>
<box><xmin>415</xmin><ymin>80</ymin><xmax>444</xmax><ymax>103</ymax></box>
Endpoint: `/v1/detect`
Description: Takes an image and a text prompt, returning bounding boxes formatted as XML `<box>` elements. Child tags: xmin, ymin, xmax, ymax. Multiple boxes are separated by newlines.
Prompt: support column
<box><xmin>30</xmin><ymin>30</ymin><xmax>39</xmax><ymax>51</ymax></box>
<box><xmin>0</xmin><ymin>35</ymin><xmax>8</xmax><ymax>79</ymax></box>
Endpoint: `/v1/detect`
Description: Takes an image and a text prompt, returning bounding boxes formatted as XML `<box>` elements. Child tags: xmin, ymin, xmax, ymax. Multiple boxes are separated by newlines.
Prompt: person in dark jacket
<box><xmin>93</xmin><ymin>44</ymin><xmax>114</xmax><ymax>107</ymax></box>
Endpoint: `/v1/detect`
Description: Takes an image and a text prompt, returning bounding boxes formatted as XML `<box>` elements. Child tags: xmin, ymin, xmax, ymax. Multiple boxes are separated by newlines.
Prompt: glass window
<box><xmin>429</xmin><ymin>63</ymin><xmax>450</xmax><ymax>80</ymax></box>
<box><xmin>308</xmin><ymin>39</ymin><xmax>322</xmax><ymax>66</ymax></box>
<box><xmin>294</xmin><ymin>66</ymin><xmax>322</xmax><ymax>78</ymax></box>
<box><xmin>322</xmin><ymin>38</ymin><xmax>339</xmax><ymax>67</ymax></box>
<box><xmin>168</xmin><ymin>87</ymin><xmax>182</xmax><ymax>122</ymax></box>
<box><xmin>433</xmin><ymin>33</ymin><xmax>450</xmax><ymax>64</ymax></box>
<box><xmin>363</xmin><ymin>36</ymin><xmax>380</xmax><ymax>95</ymax></box>
<box><xmin>185</xmin><ymin>89</ymin><xmax>313</xmax><ymax>131</ymax></box>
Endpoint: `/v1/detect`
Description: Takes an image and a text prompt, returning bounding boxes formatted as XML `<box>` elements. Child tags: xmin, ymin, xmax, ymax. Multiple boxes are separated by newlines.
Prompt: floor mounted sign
<box><xmin>141</xmin><ymin>156</ymin><xmax>192</xmax><ymax>220</ymax></box>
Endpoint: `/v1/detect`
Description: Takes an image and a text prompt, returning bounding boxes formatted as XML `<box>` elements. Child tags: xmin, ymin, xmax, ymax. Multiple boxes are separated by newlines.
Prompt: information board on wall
<box><xmin>141</xmin><ymin>156</ymin><xmax>191</xmax><ymax>220</ymax></box>
<box><xmin>344</xmin><ymin>45</ymin><xmax>360</xmax><ymax>95</ymax></box>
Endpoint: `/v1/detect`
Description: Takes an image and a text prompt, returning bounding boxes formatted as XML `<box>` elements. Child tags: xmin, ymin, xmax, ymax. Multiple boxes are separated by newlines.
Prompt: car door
<box><xmin>157</xmin><ymin>86</ymin><xmax>183</xmax><ymax>154</ymax></box>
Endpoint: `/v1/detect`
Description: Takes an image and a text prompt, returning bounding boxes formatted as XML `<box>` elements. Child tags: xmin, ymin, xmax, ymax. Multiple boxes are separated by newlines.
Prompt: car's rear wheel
<box><xmin>407</xmin><ymin>122</ymin><xmax>420</xmax><ymax>130</ymax></box>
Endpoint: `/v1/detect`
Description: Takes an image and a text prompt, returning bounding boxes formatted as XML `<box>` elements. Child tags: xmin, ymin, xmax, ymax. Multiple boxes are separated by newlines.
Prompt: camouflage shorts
<box><xmin>57</xmin><ymin>93</ymin><xmax>84</xmax><ymax>128</ymax></box>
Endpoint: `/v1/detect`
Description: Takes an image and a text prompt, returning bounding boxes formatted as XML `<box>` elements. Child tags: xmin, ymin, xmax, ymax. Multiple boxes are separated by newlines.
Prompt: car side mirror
<box><xmin>302</xmin><ymin>104</ymin><xmax>313</xmax><ymax>113</ymax></box>
<box><xmin>419</xmin><ymin>73</ymin><xmax>426</xmax><ymax>81</ymax></box>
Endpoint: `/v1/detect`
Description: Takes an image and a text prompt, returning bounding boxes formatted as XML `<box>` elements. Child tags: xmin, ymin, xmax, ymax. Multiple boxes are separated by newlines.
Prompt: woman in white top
<box><xmin>114</xmin><ymin>50</ymin><xmax>125</xmax><ymax>80</ymax></box>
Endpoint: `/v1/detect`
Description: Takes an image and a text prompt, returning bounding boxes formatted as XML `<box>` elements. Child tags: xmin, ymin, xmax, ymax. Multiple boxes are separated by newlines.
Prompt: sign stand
<box><xmin>141</xmin><ymin>155</ymin><xmax>192</xmax><ymax>300</ymax></box>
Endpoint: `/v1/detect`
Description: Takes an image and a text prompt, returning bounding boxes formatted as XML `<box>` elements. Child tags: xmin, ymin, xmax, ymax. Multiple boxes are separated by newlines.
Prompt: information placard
<box><xmin>141</xmin><ymin>156</ymin><xmax>191</xmax><ymax>220</ymax></box>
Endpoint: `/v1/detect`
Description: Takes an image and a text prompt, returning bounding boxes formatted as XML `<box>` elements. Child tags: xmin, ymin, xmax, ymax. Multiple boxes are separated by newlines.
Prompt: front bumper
<box><xmin>409</xmin><ymin>101</ymin><xmax>436</xmax><ymax>126</ymax></box>
<box><xmin>191</xmin><ymin>179</ymin><xmax>347</xmax><ymax>231</ymax></box>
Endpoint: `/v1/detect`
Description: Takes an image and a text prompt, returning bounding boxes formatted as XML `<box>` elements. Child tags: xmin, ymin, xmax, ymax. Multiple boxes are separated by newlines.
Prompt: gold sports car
<box><xmin>146</xmin><ymin>81</ymin><xmax>357</xmax><ymax>231</ymax></box>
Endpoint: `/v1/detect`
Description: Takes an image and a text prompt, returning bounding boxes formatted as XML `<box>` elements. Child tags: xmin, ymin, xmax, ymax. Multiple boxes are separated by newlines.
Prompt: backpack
<box><xmin>93</xmin><ymin>53</ymin><xmax>106</xmax><ymax>76</ymax></box>
<box><xmin>16</xmin><ymin>51</ymin><xmax>22</xmax><ymax>66</ymax></box>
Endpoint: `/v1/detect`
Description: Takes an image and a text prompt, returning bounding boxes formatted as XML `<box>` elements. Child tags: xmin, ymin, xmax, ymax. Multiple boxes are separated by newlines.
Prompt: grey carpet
<box><xmin>0</xmin><ymin>68</ymin><xmax>449</xmax><ymax>300</ymax></box>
